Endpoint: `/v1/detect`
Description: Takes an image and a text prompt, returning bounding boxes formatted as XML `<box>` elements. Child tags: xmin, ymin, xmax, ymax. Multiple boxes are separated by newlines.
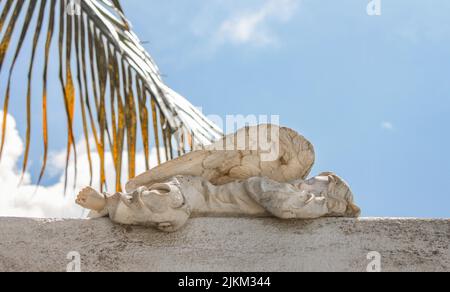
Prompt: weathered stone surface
<box><xmin>0</xmin><ymin>217</ymin><xmax>448</xmax><ymax>272</ymax></box>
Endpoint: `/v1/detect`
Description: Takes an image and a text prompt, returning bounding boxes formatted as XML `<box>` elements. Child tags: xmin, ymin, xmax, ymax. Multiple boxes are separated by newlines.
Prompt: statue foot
<box><xmin>76</xmin><ymin>187</ymin><xmax>107</xmax><ymax>212</ymax></box>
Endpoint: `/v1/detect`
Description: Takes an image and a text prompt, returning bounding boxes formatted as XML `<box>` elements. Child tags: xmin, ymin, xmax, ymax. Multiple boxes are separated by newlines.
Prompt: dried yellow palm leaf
<box><xmin>0</xmin><ymin>0</ymin><xmax>223</xmax><ymax>192</ymax></box>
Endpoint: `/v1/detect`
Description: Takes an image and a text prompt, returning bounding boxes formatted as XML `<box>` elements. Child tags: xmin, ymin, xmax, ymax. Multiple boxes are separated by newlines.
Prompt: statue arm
<box><xmin>244</xmin><ymin>174</ymin><xmax>360</xmax><ymax>219</ymax></box>
<box><xmin>243</xmin><ymin>177</ymin><xmax>330</xmax><ymax>219</ymax></box>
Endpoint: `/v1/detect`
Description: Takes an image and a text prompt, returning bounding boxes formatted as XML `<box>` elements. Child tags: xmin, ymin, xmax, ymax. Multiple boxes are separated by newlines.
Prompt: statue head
<box><xmin>139</xmin><ymin>178</ymin><xmax>191</xmax><ymax>232</ymax></box>
<box><xmin>297</xmin><ymin>173</ymin><xmax>361</xmax><ymax>218</ymax></box>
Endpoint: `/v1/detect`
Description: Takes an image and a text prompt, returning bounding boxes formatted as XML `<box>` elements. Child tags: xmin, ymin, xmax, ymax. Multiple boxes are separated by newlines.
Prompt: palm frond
<box><xmin>0</xmin><ymin>0</ymin><xmax>223</xmax><ymax>192</ymax></box>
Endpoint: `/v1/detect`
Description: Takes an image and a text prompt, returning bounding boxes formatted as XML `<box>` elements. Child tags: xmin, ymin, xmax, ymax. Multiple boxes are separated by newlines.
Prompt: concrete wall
<box><xmin>0</xmin><ymin>217</ymin><xmax>448</xmax><ymax>272</ymax></box>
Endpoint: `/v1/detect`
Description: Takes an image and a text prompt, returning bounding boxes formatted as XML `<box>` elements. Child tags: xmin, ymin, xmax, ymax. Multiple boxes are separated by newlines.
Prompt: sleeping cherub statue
<box><xmin>76</xmin><ymin>125</ymin><xmax>361</xmax><ymax>232</ymax></box>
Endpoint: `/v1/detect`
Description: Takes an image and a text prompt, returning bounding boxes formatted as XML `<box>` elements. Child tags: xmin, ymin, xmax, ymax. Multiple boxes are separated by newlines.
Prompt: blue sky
<box><xmin>1</xmin><ymin>0</ymin><xmax>450</xmax><ymax>218</ymax></box>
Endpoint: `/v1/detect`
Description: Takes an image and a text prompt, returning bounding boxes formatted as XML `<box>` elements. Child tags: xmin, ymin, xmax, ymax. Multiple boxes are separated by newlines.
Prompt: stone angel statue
<box><xmin>76</xmin><ymin>125</ymin><xmax>361</xmax><ymax>232</ymax></box>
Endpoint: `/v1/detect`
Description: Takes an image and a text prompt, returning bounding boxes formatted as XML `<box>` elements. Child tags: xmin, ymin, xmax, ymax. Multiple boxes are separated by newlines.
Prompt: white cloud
<box><xmin>217</xmin><ymin>0</ymin><xmax>299</xmax><ymax>45</ymax></box>
<box><xmin>381</xmin><ymin>121</ymin><xmax>394</xmax><ymax>131</ymax></box>
<box><xmin>0</xmin><ymin>111</ymin><xmax>163</xmax><ymax>219</ymax></box>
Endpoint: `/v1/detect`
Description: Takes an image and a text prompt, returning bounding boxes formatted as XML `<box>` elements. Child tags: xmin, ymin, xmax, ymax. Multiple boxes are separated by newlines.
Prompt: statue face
<box><xmin>139</xmin><ymin>181</ymin><xmax>191</xmax><ymax>232</ymax></box>
<box><xmin>289</xmin><ymin>175</ymin><xmax>350</xmax><ymax>217</ymax></box>
<box><xmin>295</xmin><ymin>174</ymin><xmax>360</xmax><ymax>217</ymax></box>
<box><xmin>297</xmin><ymin>176</ymin><xmax>330</xmax><ymax>192</ymax></box>
<box><xmin>281</xmin><ymin>192</ymin><xmax>329</xmax><ymax>219</ymax></box>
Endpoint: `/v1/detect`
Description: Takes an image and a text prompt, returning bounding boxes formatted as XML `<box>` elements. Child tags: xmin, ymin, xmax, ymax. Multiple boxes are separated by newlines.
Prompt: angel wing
<box><xmin>125</xmin><ymin>125</ymin><xmax>315</xmax><ymax>192</ymax></box>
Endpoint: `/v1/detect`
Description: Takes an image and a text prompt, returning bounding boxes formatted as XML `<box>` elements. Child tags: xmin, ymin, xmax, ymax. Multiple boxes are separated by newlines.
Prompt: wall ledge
<box><xmin>0</xmin><ymin>217</ymin><xmax>448</xmax><ymax>272</ymax></box>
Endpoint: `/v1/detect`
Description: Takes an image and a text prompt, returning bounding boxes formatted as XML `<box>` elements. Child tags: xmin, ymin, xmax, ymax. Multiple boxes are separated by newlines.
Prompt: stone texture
<box><xmin>0</xmin><ymin>217</ymin><xmax>448</xmax><ymax>272</ymax></box>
